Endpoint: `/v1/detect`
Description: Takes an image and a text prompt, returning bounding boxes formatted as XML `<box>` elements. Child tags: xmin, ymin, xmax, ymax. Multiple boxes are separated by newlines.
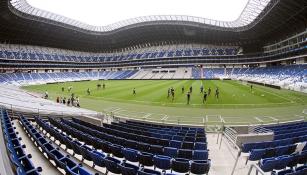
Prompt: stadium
<box><xmin>0</xmin><ymin>0</ymin><xmax>306</xmax><ymax>174</ymax></box>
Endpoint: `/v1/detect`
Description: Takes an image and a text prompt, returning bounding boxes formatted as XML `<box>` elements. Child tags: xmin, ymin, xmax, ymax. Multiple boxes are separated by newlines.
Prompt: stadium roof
<box><xmin>0</xmin><ymin>0</ymin><xmax>306</xmax><ymax>52</ymax></box>
<box><xmin>22</xmin><ymin>0</ymin><xmax>266</xmax><ymax>32</ymax></box>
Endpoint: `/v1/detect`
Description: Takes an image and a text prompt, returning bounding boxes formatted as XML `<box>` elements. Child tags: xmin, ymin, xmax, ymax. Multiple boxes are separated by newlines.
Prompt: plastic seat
<box><xmin>271</xmin><ymin>169</ymin><xmax>294</xmax><ymax>175</ymax></box>
<box><xmin>137</xmin><ymin>168</ymin><xmax>161</xmax><ymax>175</ymax></box>
<box><xmin>193</xmin><ymin>150</ymin><xmax>208</xmax><ymax>160</ymax></box>
<box><xmin>178</xmin><ymin>149</ymin><xmax>193</xmax><ymax>159</ymax></box>
<box><xmin>153</xmin><ymin>155</ymin><xmax>171</xmax><ymax>172</ymax></box>
<box><xmin>170</xmin><ymin>140</ymin><xmax>182</xmax><ymax>149</ymax></box>
<box><xmin>182</xmin><ymin>141</ymin><xmax>194</xmax><ymax>150</ymax></box>
<box><xmin>105</xmin><ymin>157</ymin><xmax>121</xmax><ymax>174</ymax></box>
<box><xmin>246</xmin><ymin>149</ymin><xmax>266</xmax><ymax>164</ymax></box>
<box><xmin>164</xmin><ymin>147</ymin><xmax>177</xmax><ymax>158</ymax></box>
<box><xmin>110</xmin><ymin>144</ymin><xmax>124</xmax><ymax>158</ymax></box>
<box><xmin>122</xmin><ymin>148</ymin><xmax>139</xmax><ymax>163</ymax></box>
<box><xmin>89</xmin><ymin>150</ymin><xmax>106</xmax><ymax>168</ymax></box>
<box><xmin>171</xmin><ymin>158</ymin><xmax>190</xmax><ymax>173</ymax></box>
<box><xmin>191</xmin><ymin>160</ymin><xmax>210</xmax><ymax>175</ymax></box>
<box><xmin>138</xmin><ymin>142</ymin><xmax>150</xmax><ymax>152</ymax></box>
<box><xmin>259</xmin><ymin>157</ymin><xmax>277</xmax><ymax>172</ymax></box>
<box><xmin>149</xmin><ymin>145</ymin><xmax>163</xmax><ymax>155</ymax></box>
<box><xmin>79</xmin><ymin>145</ymin><xmax>93</xmax><ymax>162</ymax></box>
<box><xmin>119</xmin><ymin>162</ymin><xmax>139</xmax><ymax>175</ymax></box>
<box><xmin>139</xmin><ymin>152</ymin><xmax>154</xmax><ymax>167</ymax></box>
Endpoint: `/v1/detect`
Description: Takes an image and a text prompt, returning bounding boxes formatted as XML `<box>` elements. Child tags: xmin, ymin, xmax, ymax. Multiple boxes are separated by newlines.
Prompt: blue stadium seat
<box><xmin>104</xmin><ymin>156</ymin><xmax>121</xmax><ymax>174</ymax></box>
<box><xmin>171</xmin><ymin>158</ymin><xmax>190</xmax><ymax>173</ymax></box>
<box><xmin>153</xmin><ymin>155</ymin><xmax>171</xmax><ymax>172</ymax></box>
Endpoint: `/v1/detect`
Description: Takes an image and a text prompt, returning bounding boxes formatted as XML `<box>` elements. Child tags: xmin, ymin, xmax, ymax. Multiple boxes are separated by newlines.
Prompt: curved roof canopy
<box><xmin>10</xmin><ymin>0</ymin><xmax>271</xmax><ymax>32</ymax></box>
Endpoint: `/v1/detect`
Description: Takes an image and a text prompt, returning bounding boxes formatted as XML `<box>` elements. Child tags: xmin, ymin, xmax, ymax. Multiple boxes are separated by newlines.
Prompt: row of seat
<box><xmin>103</xmin><ymin>122</ymin><xmax>206</xmax><ymax>147</ymax></box>
<box><xmin>0</xmin><ymin>110</ymin><xmax>41</xmax><ymax>175</ymax></box>
<box><xmin>37</xmin><ymin>117</ymin><xmax>211</xmax><ymax>174</ymax></box>
<box><xmin>274</xmin><ymin>126</ymin><xmax>307</xmax><ymax>135</ymax></box>
<box><xmin>60</xmin><ymin>118</ymin><xmax>208</xmax><ymax>161</ymax></box>
<box><xmin>19</xmin><ymin>115</ymin><xmax>96</xmax><ymax>175</ymax></box>
<box><xmin>119</xmin><ymin>121</ymin><xmax>205</xmax><ymax>135</ymax></box>
<box><xmin>68</xmin><ymin>118</ymin><xmax>207</xmax><ymax>152</ymax></box>
<box><xmin>259</xmin><ymin>151</ymin><xmax>307</xmax><ymax>172</ymax></box>
<box><xmin>247</xmin><ymin>144</ymin><xmax>302</xmax><ymax>163</ymax></box>
<box><xmin>125</xmin><ymin>120</ymin><xmax>205</xmax><ymax>133</ymax></box>
<box><xmin>265</xmin><ymin>122</ymin><xmax>307</xmax><ymax>131</ymax></box>
<box><xmin>275</xmin><ymin>130</ymin><xmax>307</xmax><ymax>140</ymax></box>
<box><xmin>109</xmin><ymin>122</ymin><xmax>206</xmax><ymax>140</ymax></box>
<box><xmin>241</xmin><ymin>135</ymin><xmax>307</xmax><ymax>153</ymax></box>
<box><xmin>271</xmin><ymin>165</ymin><xmax>307</xmax><ymax>175</ymax></box>
<box><xmin>75</xmin><ymin>118</ymin><xmax>207</xmax><ymax>143</ymax></box>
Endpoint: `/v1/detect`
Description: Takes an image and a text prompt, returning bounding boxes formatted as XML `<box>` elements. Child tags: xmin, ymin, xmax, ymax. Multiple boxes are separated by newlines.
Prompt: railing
<box><xmin>247</xmin><ymin>163</ymin><xmax>266</xmax><ymax>175</ymax></box>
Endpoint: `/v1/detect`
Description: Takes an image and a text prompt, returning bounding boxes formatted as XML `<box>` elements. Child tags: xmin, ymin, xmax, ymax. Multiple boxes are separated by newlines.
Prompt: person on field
<box><xmin>203</xmin><ymin>91</ymin><xmax>207</xmax><ymax>104</ymax></box>
<box><xmin>62</xmin><ymin>87</ymin><xmax>64</xmax><ymax>92</ymax></box>
<box><xmin>200</xmin><ymin>84</ymin><xmax>204</xmax><ymax>93</ymax></box>
<box><xmin>97</xmin><ymin>83</ymin><xmax>101</xmax><ymax>89</ymax></box>
<box><xmin>87</xmin><ymin>88</ymin><xmax>91</xmax><ymax>95</ymax></box>
<box><xmin>56</xmin><ymin>96</ymin><xmax>60</xmax><ymax>103</ymax></box>
<box><xmin>103</xmin><ymin>83</ymin><xmax>105</xmax><ymax>89</ymax></box>
<box><xmin>250</xmin><ymin>84</ymin><xmax>253</xmax><ymax>91</ymax></box>
<box><xmin>167</xmin><ymin>88</ymin><xmax>170</xmax><ymax>98</ymax></box>
<box><xmin>67</xmin><ymin>98</ymin><xmax>71</xmax><ymax>106</ymax></box>
<box><xmin>208</xmin><ymin>87</ymin><xmax>211</xmax><ymax>96</ymax></box>
<box><xmin>182</xmin><ymin>86</ymin><xmax>184</xmax><ymax>94</ymax></box>
<box><xmin>171</xmin><ymin>87</ymin><xmax>175</xmax><ymax>102</ymax></box>
<box><xmin>190</xmin><ymin>86</ymin><xmax>193</xmax><ymax>93</ymax></box>
<box><xmin>215</xmin><ymin>87</ymin><xmax>219</xmax><ymax>99</ymax></box>
<box><xmin>68</xmin><ymin>86</ymin><xmax>72</xmax><ymax>92</ymax></box>
<box><xmin>133</xmin><ymin>88</ymin><xmax>136</xmax><ymax>95</ymax></box>
<box><xmin>44</xmin><ymin>91</ymin><xmax>48</xmax><ymax>99</ymax></box>
<box><xmin>187</xmin><ymin>92</ymin><xmax>191</xmax><ymax>104</ymax></box>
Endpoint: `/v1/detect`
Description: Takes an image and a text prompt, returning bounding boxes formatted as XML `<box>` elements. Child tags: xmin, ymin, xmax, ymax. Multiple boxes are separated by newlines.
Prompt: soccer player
<box><xmin>87</xmin><ymin>88</ymin><xmax>91</xmax><ymax>95</ymax></box>
<box><xmin>103</xmin><ymin>83</ymin><xmax>105</xmax><ymax>89</ymax></box>
<box><xmin>187</xmin><ymin>92</ymin><xmax>191</xmax><ymax>104</ymax></box>
<box><xmin>171</xmin><ymin>87</ymin><xmax>175</xmax><ymax>102</ymax></box>
<box><xmin>215</xmin><ymin>87</ymin><xmax>219</xmax><ymax>99</ymax></box>
<box><xmin>133</xmin><ymin>88</ymin><xmax>136</xmax><ymax>95</ymax></box>
<box><xmin>203</xmin><ymin>91</ymin><xmax>207</xmax><ymax>104</ymax></box>
<box><xmin>61</xmin><ymin>87</ymin><xmax>64</xmax><ymax>92</ymax></box>
<box><xmin>190</xmin><ymin>86</ymin><xmax>193</xmax><ymax>93</ymax></box>
<box><xmin>68</xmin><ymin>86</ymin><xmax>72</xmax><ymax>92</ymax></box>
<box><xmin>200</xmin><ymin>84</ymin><xmax>204</xmax><ymax>93</ymax></box>
<box><xmin>208</xmin><ymin>87</ymin><xmax>211</xmax><ymax>96</ymax></box>
<box><xmin>97</xmin><ymin>83</ymin><xmax>101</xmax><ymax>89</ymax></box>
<box><xmin>182</xmin><ymin>86</ymin><xmax>184</xmax><ymax>94</ymax></box>
<box><xmin>250</xmin><ymin>84</ymin><xmax>253</xmax><ymax>91</ymax></box>
<box><xmin>167</xmin><ymin>88</ymin><xmax>170</xmax><ymax>98</ymax></box>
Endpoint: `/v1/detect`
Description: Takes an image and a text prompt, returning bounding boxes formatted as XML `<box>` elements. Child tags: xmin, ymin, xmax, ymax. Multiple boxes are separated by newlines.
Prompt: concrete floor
<box><xmin>14</xmin><ymin>120</ymin><xmax>62</xmax><ymax>175</ymax></box>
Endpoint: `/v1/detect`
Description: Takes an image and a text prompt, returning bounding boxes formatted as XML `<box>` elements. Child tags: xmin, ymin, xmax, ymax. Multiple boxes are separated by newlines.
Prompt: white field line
<box><xmin>142</xmin><ymin>113</ymin><xmax>151</xmax><ymax>119</ymax></box>
<box><xmin>255</xmin><ymin>117</ymin><xmax>264</xmax><ymax>123</ymax></box>
<box><xmin>88</xmin><ymin>96</ymin><xmax>293</xmax><ymax>106</ymax></box>
<box><xmin>268</xmin><ymin>116</ymin><xmax>279</xmax><ymax>121</ymax></box>
<box><xmin>161</xmin><ymin>115</ymin><xmax>168</xmax><ymax>121</ymax></box>
<box><xmin>254</xmin><ymin>85</ymin><xmax>293</xmax><ymax>103</ymax></box>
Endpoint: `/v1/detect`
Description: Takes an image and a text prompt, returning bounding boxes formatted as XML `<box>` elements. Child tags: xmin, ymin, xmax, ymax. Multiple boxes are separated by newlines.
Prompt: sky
<box><xmin>27</xmin><ymin>0</ymin><xmax>249</xmax><ymax>26</ymax></box>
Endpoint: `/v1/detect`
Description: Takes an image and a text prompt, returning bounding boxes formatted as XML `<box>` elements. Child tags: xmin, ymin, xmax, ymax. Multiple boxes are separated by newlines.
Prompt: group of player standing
<box><xmin>167</xmin><ymin>84</ymin><xmax>220</xmax><ymax>105</ymax></box>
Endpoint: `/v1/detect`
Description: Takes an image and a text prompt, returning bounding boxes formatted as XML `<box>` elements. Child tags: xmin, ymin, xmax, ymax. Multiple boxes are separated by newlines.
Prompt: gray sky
<box><xmin>27</xmin><ymin>0</ymin><xmax>249</xmax><ymax>26</ymax></box>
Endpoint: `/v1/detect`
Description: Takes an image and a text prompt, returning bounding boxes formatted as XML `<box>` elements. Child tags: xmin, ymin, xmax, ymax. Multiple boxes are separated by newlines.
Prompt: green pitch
<box><xmin>23</xmin><ymin>80</ymin><xmax>307</xmax><ymax>125</ymax></box>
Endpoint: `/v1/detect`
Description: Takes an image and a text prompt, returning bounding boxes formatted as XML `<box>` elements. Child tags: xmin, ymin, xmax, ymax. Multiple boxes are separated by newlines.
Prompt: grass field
<box><xmin>23</xmin><ymin>80</ymin><xmax>307</xmax><ymax>125</ymax></box>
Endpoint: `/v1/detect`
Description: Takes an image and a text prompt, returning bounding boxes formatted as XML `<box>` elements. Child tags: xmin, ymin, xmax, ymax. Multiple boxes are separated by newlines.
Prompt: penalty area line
<box><xmin>254</xmin><ymin>117</ymin><xmax>264</xmax><ymax>123</ymax></box>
